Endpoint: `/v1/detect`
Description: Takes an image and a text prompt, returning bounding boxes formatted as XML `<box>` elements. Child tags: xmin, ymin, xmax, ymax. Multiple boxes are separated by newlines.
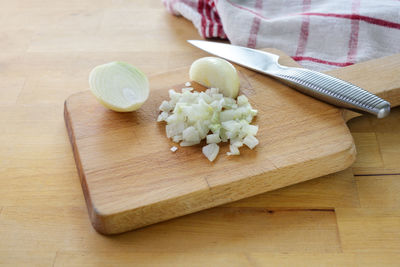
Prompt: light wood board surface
<box><xmin>65</xmin><ymin>50</ymin><xmax>400</xmax><ymax>234</ymax></box>
<box><xmin>1</xmin><ymin>0</ymin><xmax>400</xmax><ymax>265</ymax></box>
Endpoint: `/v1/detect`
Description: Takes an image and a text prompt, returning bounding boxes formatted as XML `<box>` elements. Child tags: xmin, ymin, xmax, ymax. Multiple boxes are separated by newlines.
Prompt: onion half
<box><xmin>89</xmin><ymin>61</ymin><xmax>149</xmax><ymax>112</ymax></box>
<box><xmin>189</xmin><ymin>57</ymin><xmax>240</xmax><ymax>98</ymax></box>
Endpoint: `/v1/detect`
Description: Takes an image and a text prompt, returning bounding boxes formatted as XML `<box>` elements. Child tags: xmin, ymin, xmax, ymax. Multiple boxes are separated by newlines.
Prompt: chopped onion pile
<box><xmin>158</xmin><ymin>85</ymin><xmax>259</xmax><ymax>162</ymax></box>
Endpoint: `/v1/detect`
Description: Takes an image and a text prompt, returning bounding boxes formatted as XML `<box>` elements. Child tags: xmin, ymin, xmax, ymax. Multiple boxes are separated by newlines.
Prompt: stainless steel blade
<box><xmin>188</xmin><ymin>40</ymin><xmax>280</xmax><ymax>73</ymax></box>
<box><xmin>187</xmin><ymin>40</ymin><xmax>391</xmax><ymax>118</ymax></box>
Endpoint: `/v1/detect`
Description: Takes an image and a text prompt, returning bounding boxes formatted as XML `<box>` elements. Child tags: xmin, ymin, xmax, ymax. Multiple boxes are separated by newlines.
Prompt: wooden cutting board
<box><xmin>64</xmin><ymin>49</ymin><xmax>400</xmax><ymax>234</ymax></box>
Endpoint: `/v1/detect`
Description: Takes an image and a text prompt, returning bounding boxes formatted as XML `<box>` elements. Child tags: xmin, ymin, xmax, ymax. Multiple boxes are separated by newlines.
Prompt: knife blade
<box><xmin>188</xmin><ymin>40</ymin><xmax>391</xmax><ymax>118</ymax></box>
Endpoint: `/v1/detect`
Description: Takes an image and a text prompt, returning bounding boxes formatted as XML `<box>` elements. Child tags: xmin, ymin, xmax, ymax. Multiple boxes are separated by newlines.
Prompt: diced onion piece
<box><xmin>219</xmin><ymin>128</ymin><xmax>228</xmax><ymax>142</ymax></box>
<box><xmin>209</xmin><ymin>123</ymin><xmax>221</xmax><ymax>134</ymax></box>
<box><xmin>220</xmin><ymin>110</ymin><xmax>235</xmax><ymax>122</ymax></box>
<box><xmin>157</xmin><ymin>111</ymin><xmax>169</xmax><ymax>122</ymax></box>
<box><xmin>206</xmin><ymin>133</ymin><xmax>221</xmax><ymax>144</ymax></box>
<box><xmin>211</xmin><ymin>93</ymin><xmax>223</xmax><ymax>100</ymax></box>
<box><xmin>223</xmin><ymin>97</ymin><xmax>236</xmax><ymax>109</ymax></box>
<box><xmin>230</xmin><ymin>137</ymin><xmax>243</xmax><ymax>147</ymax></box>
<box><xmin>210</xmin><ymin>88</ymin><xmax>219</xmax><ymax>94</ymax></box>
<box><xmin>172</xmin><ymin>135</ymin><xmax>183</xmax><ymax>142</ymax></box>
<box><xmin>243</xmin><ymin>135</ymin><xmax>259</xmax><ymax>149</ymax></box>
<box><xmin>170</xmin><ymin>146</ymin><xmax>178</xmax><ymax>152</ymax></box>
<box><xmin>227</xmin><ymin>144</ymin><xmax>240</xmax><ymax>156</ymax></box>
<box><xmin>182</xmin><ymin>126</ymin><xmax>201</xmax><ymax>143</ymax></box>
<box><xmin>222</xmin><ymin>120</ymin><xmax>241</xmax><ymax>133</ymax></box>
<box><xmin>89</xmin><ymin>61</ymin><xmax>149</xmax><ymax>112</ymax></box>
<box><xmin>243</xmin><ymin>124</ymin><xmax>258</xmax><ymax>136</ymax></box>
<box><xmin>202</xmin><ymin>143</ymin><xmax>220</xmax><ymax>162</ymax></box>
<box><xmin>237</xmin><ymin>95</ymin><xmax>249</xmax><ymax>106</ymax></box>
<box><xmin>189</xmin><ymin>57</ymin><xmax>240</xmax><ymax>98</ymax></box>
<box><xmin>195</xmin><ymin>120</ymin><xmax>209</xmax><ymax>139</ymax></box>
<box><xmin>169</xmin><ymin>89</ymin><xmax>181</xmax><ymax>105</ymax></box>
<box><xmin>166</xmin><ymin>122</ymin><xmax>185</xmax><ymax>138</ymax></box>
<box><xmin>182</xmin><ymin>87</ymin><xmax>194</xmax><ymax>92</ymax></box>
<box><xmin>159</xmin><ymin>100</ymin><xmax>172</xmax><ymax>112</ymax></box>
<box><xmin>180</xmin><ymin>141</ymin><xmax>200</xmax><ymax>146</ymax></box>
<box><xmin>200</xmin><ymin>92</ymin><xmax>213</xmax><ymax>104</ymax></box>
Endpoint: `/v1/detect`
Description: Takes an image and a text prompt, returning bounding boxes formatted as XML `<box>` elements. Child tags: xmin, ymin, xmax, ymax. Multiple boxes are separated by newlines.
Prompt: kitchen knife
<box><xmin>188</xmin><ymin>40</ymin><xmax>391</xmax><ymax>118</ymax></box>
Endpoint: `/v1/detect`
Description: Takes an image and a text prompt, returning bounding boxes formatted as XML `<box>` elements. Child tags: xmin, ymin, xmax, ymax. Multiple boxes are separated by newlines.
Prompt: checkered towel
<box><xmin>163</xmin><ymin>0</ymin><xmax>400</xmax><ymax>71</ymax></box>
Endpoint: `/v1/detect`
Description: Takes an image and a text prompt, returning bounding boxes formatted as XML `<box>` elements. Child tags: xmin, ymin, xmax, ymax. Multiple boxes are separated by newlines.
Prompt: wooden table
<box><xmin>1</xmin><ymin>0</ymin><xmax>399</xmax><ymax>265</ymax></box>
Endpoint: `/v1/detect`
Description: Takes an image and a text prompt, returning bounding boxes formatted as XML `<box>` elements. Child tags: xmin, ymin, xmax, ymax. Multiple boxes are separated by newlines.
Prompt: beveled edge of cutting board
<box><xmin>97</xmin><ymin>143</ymin><xmax>356</xmax><ymax>235</ymax></box>
<box><xmin>64</xmin><ymin>100</ymin><xmax>98</xmax><ymax>226</ymax></box>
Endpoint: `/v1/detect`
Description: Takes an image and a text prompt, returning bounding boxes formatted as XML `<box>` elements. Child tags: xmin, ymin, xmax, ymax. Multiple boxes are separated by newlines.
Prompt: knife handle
<box><xmin>270</xmin><ymin>66</ymin><xmax>391</xmax><ymax>118</ymax></box>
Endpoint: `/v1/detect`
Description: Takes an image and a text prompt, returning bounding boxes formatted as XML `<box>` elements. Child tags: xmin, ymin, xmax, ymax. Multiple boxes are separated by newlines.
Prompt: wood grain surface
<box><xmin>1</xmin><ymin>0</ymin><xmax>400</xmax><ymax>265</ymax></box>
<box><xmin>64</xmin><ymin>50</ymin><xmax>400</xmax><ymax>234</ymax></box>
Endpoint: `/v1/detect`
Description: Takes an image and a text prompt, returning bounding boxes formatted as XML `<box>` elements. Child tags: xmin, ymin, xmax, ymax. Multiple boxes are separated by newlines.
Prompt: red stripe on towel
<box><xmin>247</xmin><ymin>0</ymin><xmax>263</xmax><ymax>48</ymax></box>
<box><xmin>295</xmin><ymin>0</ymin><xmax>312</xmax><ymax>57</ymax></box>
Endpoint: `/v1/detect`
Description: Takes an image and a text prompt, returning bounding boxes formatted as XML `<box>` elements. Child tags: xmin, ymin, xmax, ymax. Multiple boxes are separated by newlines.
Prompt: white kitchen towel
<box><xmin>163</xmin><ymin>0</ymin><xmax>400</xmax><ymax>71</ymax></box>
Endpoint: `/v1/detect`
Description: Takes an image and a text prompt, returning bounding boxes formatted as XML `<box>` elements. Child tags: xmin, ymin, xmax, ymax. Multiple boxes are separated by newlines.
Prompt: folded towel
<box><xmin>163</xmin><ymin>0</ymin><xmax>400</xmax><ymax>71</ymax></box>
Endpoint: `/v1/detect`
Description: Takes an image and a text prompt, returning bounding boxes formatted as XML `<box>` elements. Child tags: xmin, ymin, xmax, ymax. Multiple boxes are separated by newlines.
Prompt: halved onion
<box><xmin>189</xmin><ymin>57</ymin><xmax>240</xmax><ymax>98</ymax></box>
<box><xmin>89</xmin><ymin>61</ymin><xmax>149</xmax><ymax>112</ymax></box>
